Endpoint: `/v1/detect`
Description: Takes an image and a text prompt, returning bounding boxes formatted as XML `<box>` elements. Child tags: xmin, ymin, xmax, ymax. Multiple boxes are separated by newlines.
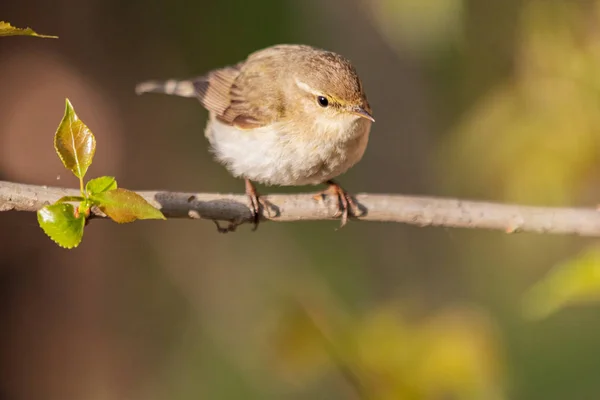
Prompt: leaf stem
<box><xmin>79</xmin><ymin>176</ymin><xmax>85</xmax><ymax>197</ymax></box>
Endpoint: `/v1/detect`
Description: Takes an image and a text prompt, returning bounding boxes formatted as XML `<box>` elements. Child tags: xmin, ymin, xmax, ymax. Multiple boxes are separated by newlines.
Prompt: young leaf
<box><xmin>37</xmin><ymin>203</ymin><xmax>85</xmax><ymax>249</ymax></box>
<box><xmin>0</xmin><ymin>21</ymin><xmax>58</xmax><ymax>38</ymax></box>
<box><xmin>54</xmin><ymin>99</ymin><xmax>96</xmax><ymax>180</ymax></box>
<box><xmin>86</xmin><ymin>176</ymin><xmax>117</xmax><ymax>195</ymax></box>
<box><xmin>91</xmin><ymin>188</ymin><xmax>165</xmax><ymax>223</ymax></box>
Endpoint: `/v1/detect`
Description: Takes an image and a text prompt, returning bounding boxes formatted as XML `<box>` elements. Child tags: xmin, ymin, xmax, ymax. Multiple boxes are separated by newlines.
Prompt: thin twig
<box><xmin>1</xmin><ymin>180</ymin><xmax>600</xmax><ymax>236</ymax></box>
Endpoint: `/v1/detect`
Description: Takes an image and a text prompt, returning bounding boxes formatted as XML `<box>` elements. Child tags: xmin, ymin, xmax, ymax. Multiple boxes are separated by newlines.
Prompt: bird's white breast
<box><xmin>204</xmin><ymin>115</ymin><xmax>371</xmax><ymax>186</ymax></box>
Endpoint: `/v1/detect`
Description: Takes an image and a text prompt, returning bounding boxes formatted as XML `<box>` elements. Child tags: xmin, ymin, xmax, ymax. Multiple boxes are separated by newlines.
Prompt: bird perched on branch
<box><xmin>136</xmin><ymin>44</ymin><xmax>374</xmax><ymax>231</ymax></box>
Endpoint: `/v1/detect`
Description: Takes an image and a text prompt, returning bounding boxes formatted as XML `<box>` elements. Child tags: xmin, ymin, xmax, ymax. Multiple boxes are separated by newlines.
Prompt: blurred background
<box><xmin>3</xmin><ymin>0</ymin><xmax>600</xmax><ymax>398</ymax></box>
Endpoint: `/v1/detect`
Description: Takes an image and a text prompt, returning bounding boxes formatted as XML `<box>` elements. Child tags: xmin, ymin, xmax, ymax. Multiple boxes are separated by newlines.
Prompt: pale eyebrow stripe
<box><xmin>295</xmin><ymin>78</ymin><xmax>323</xmax><ymax>97</ymax></box>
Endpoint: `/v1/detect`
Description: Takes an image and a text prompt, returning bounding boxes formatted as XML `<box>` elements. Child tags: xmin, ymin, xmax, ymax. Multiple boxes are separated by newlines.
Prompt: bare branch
<box><xmin>1</xmin><ymin>180</ymin><xmax>600</xmax><ymax>236</ymax></box>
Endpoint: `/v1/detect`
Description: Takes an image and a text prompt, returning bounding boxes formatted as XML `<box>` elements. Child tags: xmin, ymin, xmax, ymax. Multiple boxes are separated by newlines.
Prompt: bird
<box><xmin>135</xmin><ymin>44</ymin><xmax>374</xmax><ymax>231</ymax></box>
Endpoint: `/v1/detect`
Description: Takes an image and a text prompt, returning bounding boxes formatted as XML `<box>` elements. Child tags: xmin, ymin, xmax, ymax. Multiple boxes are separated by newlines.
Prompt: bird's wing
<box><xmin>192</xmin><ymin>65</ymin><xmax>241</xmax><ymax>120</ymax></box>
<box><xmin>194</xmin><ymin>54</ymin><xmax>286</xmax><ymax>130</ymax></box>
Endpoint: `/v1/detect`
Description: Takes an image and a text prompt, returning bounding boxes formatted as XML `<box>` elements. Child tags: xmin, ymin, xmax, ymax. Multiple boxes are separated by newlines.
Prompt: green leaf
<box><xmin>54</xmin><ymin>99</ymin><xmax>96</xmax><ymax>180</ymax></box>
<box><xmin>523</xmin><ymin>247</ymin><xmax>600</xmax><ymax>320</ymax></box>
<box><xmin>91</xmin><ymin>188</ymin><xmax>165</xmax><ymax>223</ymax></box>
<box><xmin>0</xmin><ymin>21</ymin><xmax>58</xmax><ymax>38</ymax></box>
<box><xmin>86</xmin><ymin>176</ymin><xmax>117</xmax><ymax>195</ymax></box>
<box><xmin>37</xmin><ymin>203</ymin><xmax>85</xmax><ymax>249</ymax></box>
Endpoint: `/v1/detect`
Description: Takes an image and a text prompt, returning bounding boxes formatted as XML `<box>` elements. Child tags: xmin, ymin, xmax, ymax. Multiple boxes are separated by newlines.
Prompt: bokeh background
<box><xmin>3</xmin><ymin>0</ymin><xmax>600</xmax><ymax>399</ymax></box>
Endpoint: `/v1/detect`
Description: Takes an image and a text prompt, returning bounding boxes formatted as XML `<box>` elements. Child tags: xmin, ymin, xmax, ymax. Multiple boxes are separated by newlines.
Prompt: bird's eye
<box><xmin>317</xmin><ymin>96</ymin><xmax>329</xmax><ymax>107</ymax></box>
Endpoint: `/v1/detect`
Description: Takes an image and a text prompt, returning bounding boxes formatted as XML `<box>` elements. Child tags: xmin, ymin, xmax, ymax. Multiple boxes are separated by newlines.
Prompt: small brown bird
<box><xmin>136</xmin><ymin>44</ymin><xmax>374</xmax><ymax>231</ymax></box>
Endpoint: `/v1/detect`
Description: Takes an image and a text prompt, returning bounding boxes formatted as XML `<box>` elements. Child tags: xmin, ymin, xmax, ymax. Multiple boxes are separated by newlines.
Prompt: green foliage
<box><xmin>436</xmin><ymin>0</ymin><xmax>600</xmax><ymax>324</ymax></box>
<box><xmin>37</xmin><ymin>203</ymin><xmax>86</xmax><ymax>249</ymax></box>
<box><xmin>54</xmin><ymin>100</ymin><xmax>96</xmax><ymax>183</ymax></box>
<box><xmin>271</xmin><ymin>299</ymin><xmax>505</xmax><ymax>400</ymax></box>
<box><xmin>524</xmin><ymin>247</ymin><xmax>600</xmax><ymax>320</ymax></box>
<box><xmin>0</xmin><ymin>21</ymin><xmax>57</xmax><ymax>38</ymax></box>
<box><xmin>37</xmin><ymin>99</ymin><xmax>165</xmax><ymax>248</ymax></box>
<box><xmin>441</xmin><ymin>0</ymin><xmax>600</xmax><ymax>205</ymax></box>
<box><xmin>91</xmin><ymin>188</ymin><xmax>166</xmax><ymax>223</ymax></box>
<box><xmin>85</xmin><ymin>176</ymin><xmax>117</xmax><ymax>195</ymax></box>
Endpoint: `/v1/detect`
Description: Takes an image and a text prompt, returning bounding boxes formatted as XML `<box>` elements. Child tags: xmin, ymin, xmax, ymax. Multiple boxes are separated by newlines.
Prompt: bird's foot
<box><xmin>212</xmin><ymin>179</ymin><xmax>270</xmax><ymax>233</ymax></box>
<box><xmin>246</xmin><ymin>179</ymin><xmax>272</xmax><ymax>231</ymax></box>
<box><xmin>314</xmin><ymin>180</ymin><xmax>361</xmax><ymax>228</ymax></box>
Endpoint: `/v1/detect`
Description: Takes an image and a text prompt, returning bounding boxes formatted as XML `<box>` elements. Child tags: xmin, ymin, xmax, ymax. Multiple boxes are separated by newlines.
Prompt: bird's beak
<box><xmin>350</xmin><ymin>106</ymin><xmax>375</xmax><ymax>122</ymax></box>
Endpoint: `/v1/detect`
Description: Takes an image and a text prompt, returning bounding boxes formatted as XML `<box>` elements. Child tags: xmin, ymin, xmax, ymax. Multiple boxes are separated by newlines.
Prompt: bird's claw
<box><xmin>318</xmin><ymin>180</ymin><xmax>361</xmax><ymax>229</ymax></box>
<box><xmin>213</xmin><ymin>220</ymin><xmax>239</xmax><ymax>233</ymax></box>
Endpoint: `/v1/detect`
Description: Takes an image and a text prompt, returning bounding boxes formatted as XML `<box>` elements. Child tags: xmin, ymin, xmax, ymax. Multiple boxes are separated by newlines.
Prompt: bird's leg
<box><xmin>315</xmin><ymin>180</ymin><xmax>361</xmax><ymax>228</ymax></box>
<box><xmin>212</xmin><ymin>179</ymin><xmax>265</xmax><ymax>233</ymax></box>
<box><xmin>245</xmin><ymin>178</ymin><xmax>263</xmax><ymax>231</ymax></box>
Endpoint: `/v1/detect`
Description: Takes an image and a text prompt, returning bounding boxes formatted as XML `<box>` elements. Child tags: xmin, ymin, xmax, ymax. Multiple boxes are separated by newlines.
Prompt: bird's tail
<box><xmin>135</xmin><ymin>78</ymin><xmax>198</xmax><ymax>98</ymax></box>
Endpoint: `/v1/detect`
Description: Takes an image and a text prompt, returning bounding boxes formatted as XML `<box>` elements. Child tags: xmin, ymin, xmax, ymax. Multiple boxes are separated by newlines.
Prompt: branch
<box><xmin>1</xmin><ymin>180</ymin><xmax>600</xmax><ymax>236</ymax></box>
